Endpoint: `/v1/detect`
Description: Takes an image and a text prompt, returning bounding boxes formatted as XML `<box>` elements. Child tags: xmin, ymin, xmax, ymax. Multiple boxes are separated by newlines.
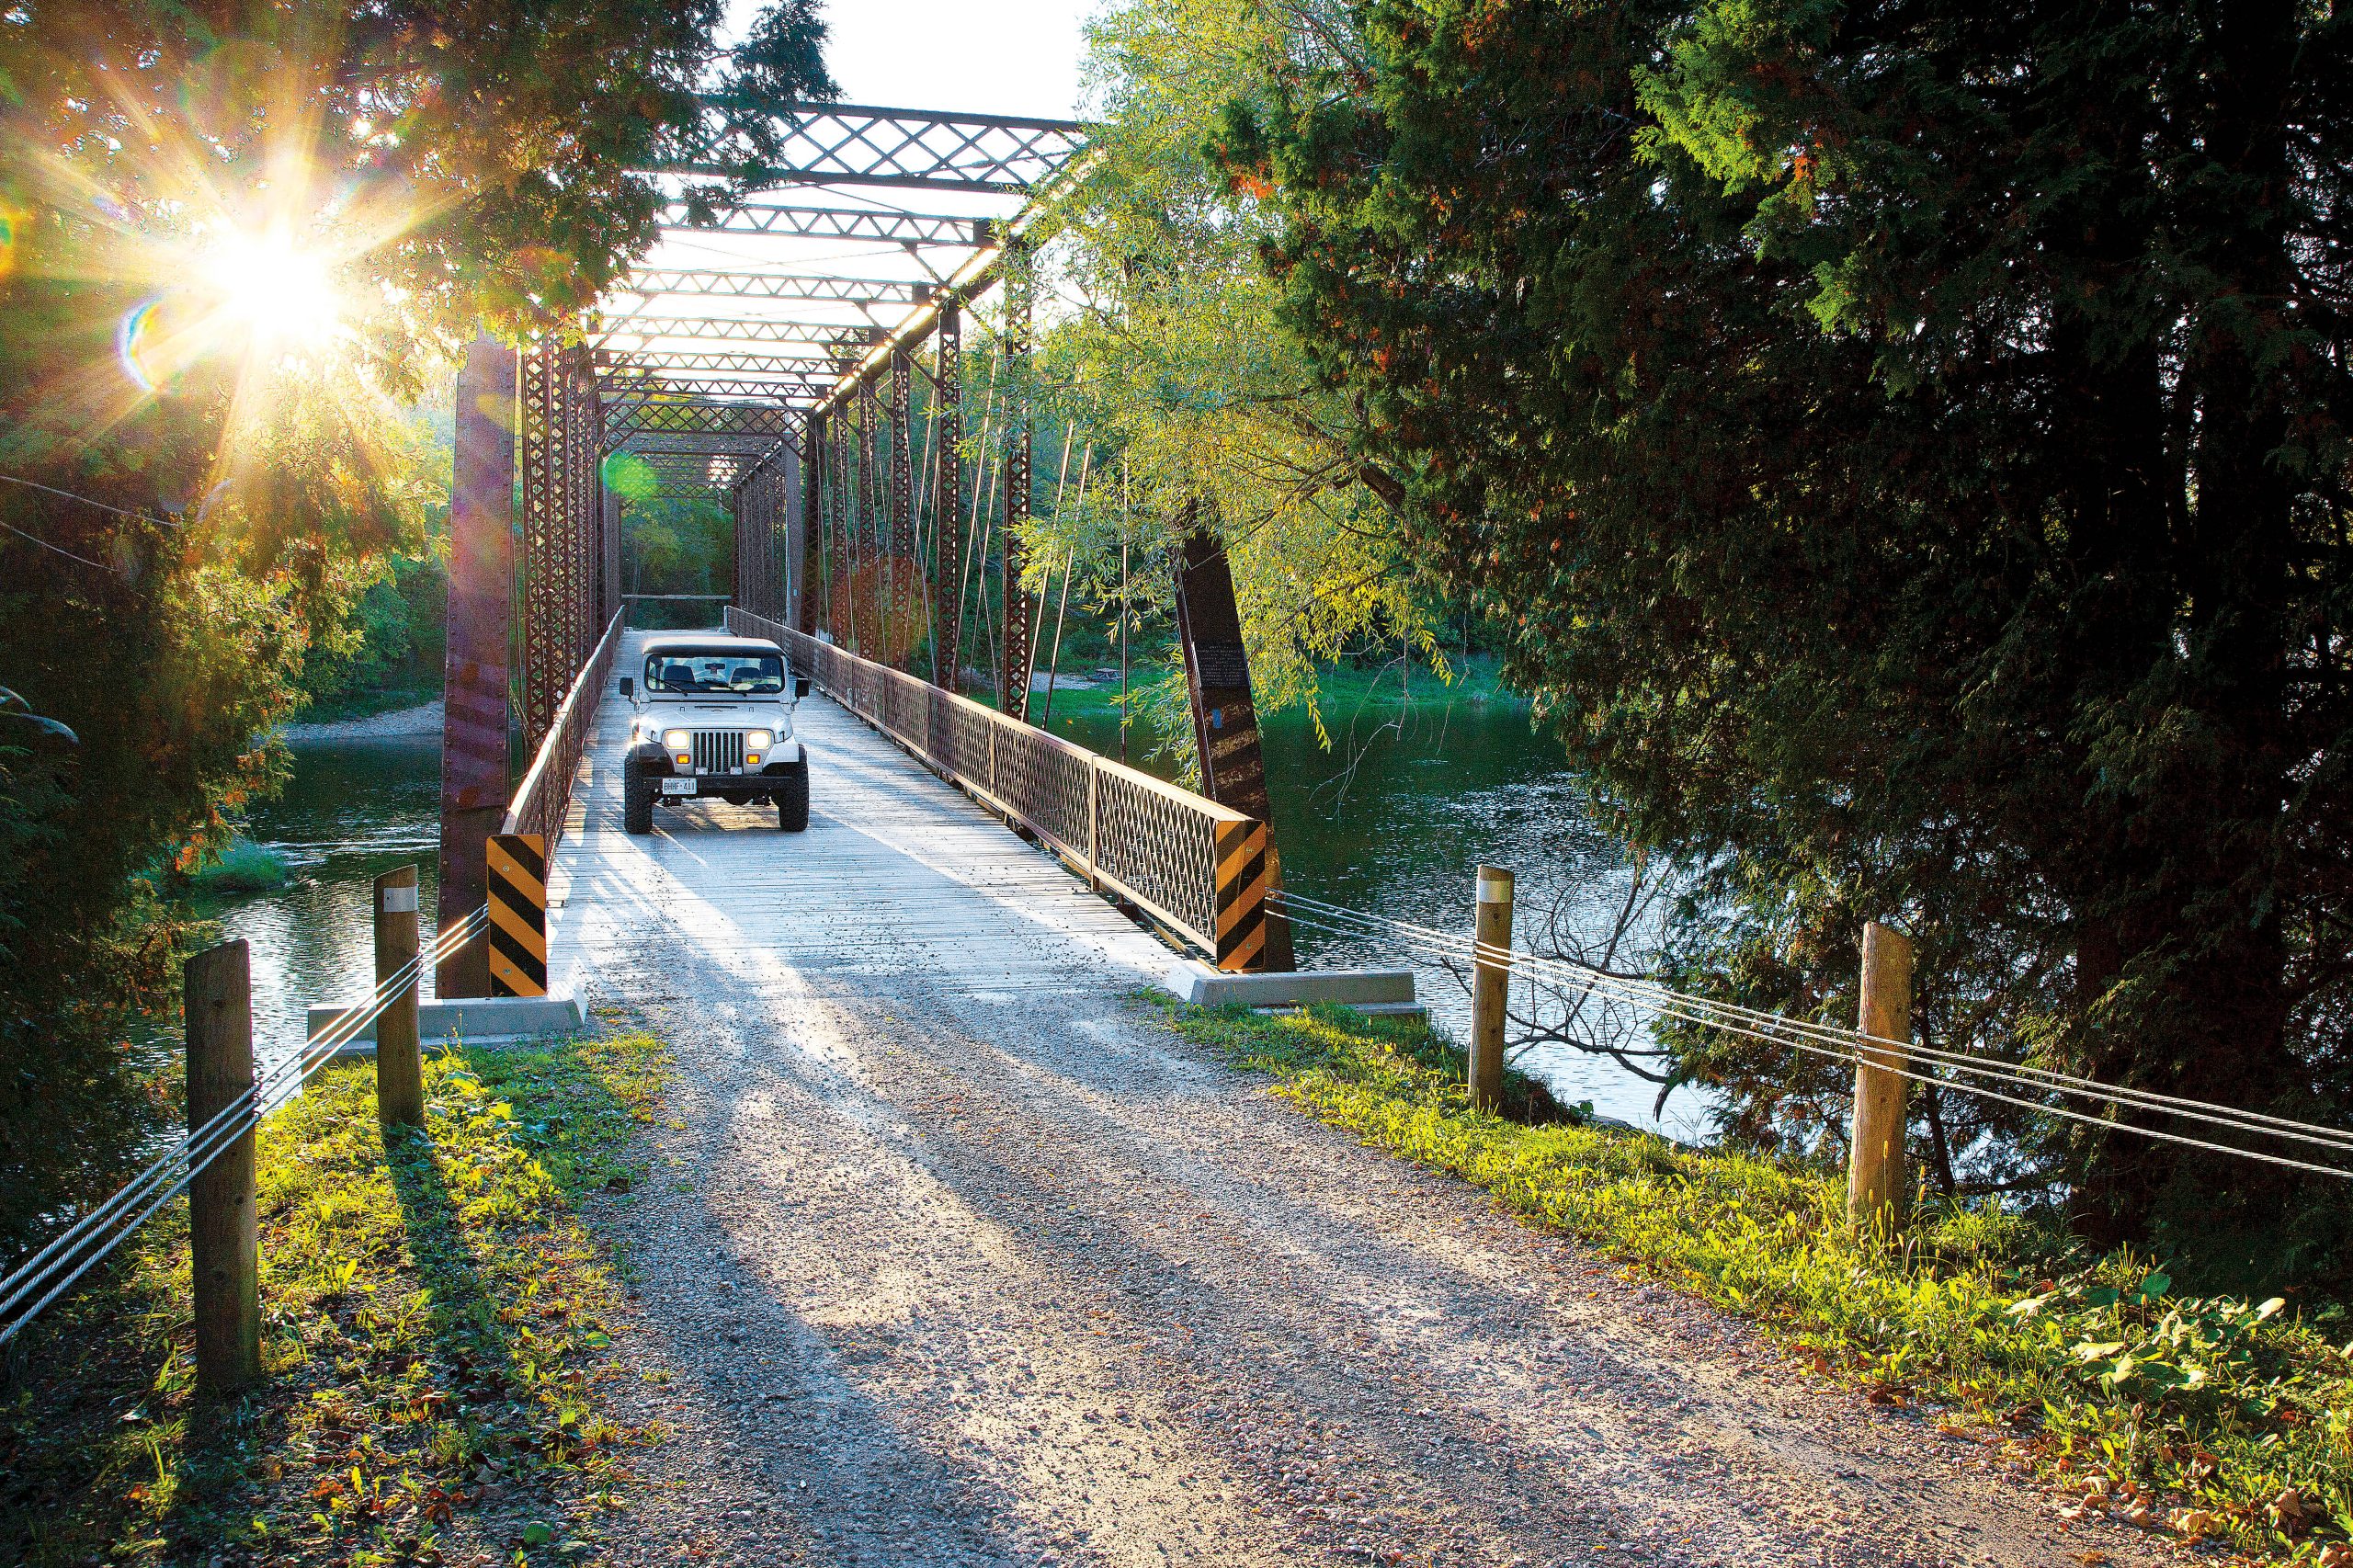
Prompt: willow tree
<box><xmin>0</xmin><ymin>1</ymin><xmax>834</xmax><ymax>1253</ymax></box>
<box><xmin>1224</xmin><ymin>0</ymin><xmax>2353</xmax><ymax>1282</ymax></box>
<box><xmin>1023</xmin><ymin>0</ymin><xmax>1449</xmax><ymax>759</ymax></box>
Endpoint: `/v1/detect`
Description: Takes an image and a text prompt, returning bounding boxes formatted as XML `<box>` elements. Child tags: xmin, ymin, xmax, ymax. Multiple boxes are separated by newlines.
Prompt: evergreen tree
<box><xmin>1227</xmin><ymin>0</ymin><xmax>2353</xmax><ymax>1280</ymax></box>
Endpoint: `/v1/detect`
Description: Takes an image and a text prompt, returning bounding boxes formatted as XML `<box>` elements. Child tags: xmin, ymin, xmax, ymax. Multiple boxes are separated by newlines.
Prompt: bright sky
<box><xmin>726</xmin><ymin>0</ymin><xmax>1099</xmax><ymax>121</ymax></box>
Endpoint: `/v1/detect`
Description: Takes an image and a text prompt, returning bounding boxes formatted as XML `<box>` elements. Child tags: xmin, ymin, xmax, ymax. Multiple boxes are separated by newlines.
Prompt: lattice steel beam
<box><xmin>631</xmin><ymin>452</ymin><xmax>754</xmax><ymax>483</ymax></box>
<box><xmin>798</xmin><ymin>412</ymin><xmax>823</xmax><ymax>636</ymax></box>
<box><xmin>617</xmin><ymin>440</ymin><xmax>788</xmax><ymax>465</ymax></box>
<box><xmin>659</xmin><ymin>202</ymin><xmax>989</xmax><ymax>245</ymax></box>
<box><xmin>609</xmin><ymin>270</ymin><xmax>925</xmax><ymax>306</ymax></box>
<box><xmin>663</xmin><ymin>100</ymin><xmax>1086</xmax><ymax>193</ymax></box>
<box><xmin>599</xmin><ymin>374</ymin><xmax>830</xmax><ymax>401</ymax></box>
<box><xmin>603</xmin><ymin>402</ymin><xmax>797</xmax><ymax>445</ymax></box>
<box><xmin>597</xmin><ymin>348</ymin><xmax>861</xmax><ymax>377</ymax></box>
<box><xmin>999</xmin><ymin>243</ymin><xmax>1036</xmax><ymax>718</ymax></box>
<box><xmin>595</xmin><ymin>316</ymin><xmax>882</xmax><ymax>347</ymax></box>
<box><xmin>928</xmin><ymin>303</ymin><xmax>963</xmax><ymax>688</ymax></box>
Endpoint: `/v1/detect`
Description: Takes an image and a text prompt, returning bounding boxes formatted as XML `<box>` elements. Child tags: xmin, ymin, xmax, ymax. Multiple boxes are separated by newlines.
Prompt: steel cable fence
<box><xmin>0</xmin><ymin>904</ymin><xmax>489</xmax><ymax>1346</ymax></box>
<box><xmin>1267</xmin><ymin>891</ymin><xmax>2353</xmax><ymax>1180</ymax></box>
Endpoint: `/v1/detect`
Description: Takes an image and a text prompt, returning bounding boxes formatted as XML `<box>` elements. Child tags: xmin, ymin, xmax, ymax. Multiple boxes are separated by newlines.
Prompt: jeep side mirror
<box><xmin>794</xmin><ymin>675</ymin><xmax>812</xmax><ymax>699</ymax></box>
<box><xmin>618</xmin><ymin>676</ymin><xmax>634</xmax><ymax>699</ymax></box>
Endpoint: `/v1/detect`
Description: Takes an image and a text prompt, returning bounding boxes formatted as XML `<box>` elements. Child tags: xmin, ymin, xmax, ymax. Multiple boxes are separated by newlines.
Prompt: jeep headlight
<box><xmin>744</xmin><ymin>730</ymin><xmax>773</xmax><ymax>751</ymax></box>
<box><xmin>662</xmin><ymin>729</ymin><xmax>690</xmax><ymax>750</ymax></box>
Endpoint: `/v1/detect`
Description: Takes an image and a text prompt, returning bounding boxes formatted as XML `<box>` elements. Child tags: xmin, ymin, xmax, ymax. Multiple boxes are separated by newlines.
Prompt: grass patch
<box><xmin>185</xmin><ymin>838</ymin><xmax>290</xmax><ymax>896</ymax></box>
<box><xmin>1175</xmin><ymin>1001</ymin><xmax>2353</xmax><ymax>1564</ymax></box>
<box><xmin>0</xmin><ymin>1031</ymin><xmax>668</xmax><ymax>1566</ymax></box>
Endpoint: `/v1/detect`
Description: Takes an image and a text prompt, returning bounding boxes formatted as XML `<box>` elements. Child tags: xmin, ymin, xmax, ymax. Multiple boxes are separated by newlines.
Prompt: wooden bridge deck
<box><xmin>546</xmin><ymin>630</ymin><xmax>1177</xmax><ymax>1006</ymax></box>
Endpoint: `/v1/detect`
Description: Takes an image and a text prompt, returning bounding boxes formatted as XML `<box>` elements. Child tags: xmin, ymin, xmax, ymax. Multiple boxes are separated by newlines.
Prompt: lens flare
<box><xmin>602</xmin><ymin>452</ymin><xmax>660</xmax><ymax>501</ymax></box>
<box><xmin>116</xmin><ymin>298</ymin><xmax>166</xmax><ymax>392</ymax></box>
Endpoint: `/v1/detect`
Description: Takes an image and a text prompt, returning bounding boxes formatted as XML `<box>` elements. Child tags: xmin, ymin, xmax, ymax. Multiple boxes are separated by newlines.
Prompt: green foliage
<box><xmin>0</xmin><ymin>0</ymin><xmax>832</xmax><ymax>1259</ymax></box>
<box><xmin>0</xmin><ymin>1032</ymin><xmax>669</xmax><ymax>1566</ymax></box>
<box><xmin>996</xmin><ymin>0</ymin><xmax>1470</xmax><ymax>758</ymax></box>
<box><xmin>620</xmin><ymin>492</ymin><xmax>733</xmax><ymax>630</ymax></box>
<box><xmin>294</xmin><ymin>528</ymin><xmax>451</xmax><ymax>721</ymax></box>
<box><xmin>1177</xmin><ymin>1002</ymin><xmax>2353</xmax><ymax>1562</ymax></box>
<box><xmin>1218</xmin><ymin>0</ymin><xmax>2353</xmax><ymax>1277</ymax></box>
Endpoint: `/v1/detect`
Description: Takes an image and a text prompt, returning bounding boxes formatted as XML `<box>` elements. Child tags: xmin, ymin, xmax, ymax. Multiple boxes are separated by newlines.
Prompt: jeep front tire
<box><xmin>623</xmin><ymin>755</ymin><xmax>654</xmax><ymax>835</ymax></box>
<box><xmin>776</xmin><ymin>759</ymin><xmax>810</xmax><ymax>834</ymax></box>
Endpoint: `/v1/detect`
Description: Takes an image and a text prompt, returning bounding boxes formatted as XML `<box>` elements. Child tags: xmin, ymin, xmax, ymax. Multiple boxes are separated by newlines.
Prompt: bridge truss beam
<box><xmin>659</xmin><ymin>202</ymin><xmax>989</xmax><ymax>246</ymax></box>
<box><xmin>607</xmin><ymin>270</ymin><xmax>926</xmax><ymax>307</ymax></box>
<box><xmin>602</xmin><ymin>399</ymin><xmax>798</xmax><ymax>449</ymax></box>
<box><xmin>595</xmin><ymin>347</ymin><xmax>862</xmax><ymax>378</ymax></box>
<box><xmin>519</xmin><ymin>341</ymin><xmax>608</xmax><ymax>752</ymax></box>
<box><xmin>599</xmin><ymin>374</ymin><xmax>833</xmax><ymax>402</ymax></box>
<box><xmin>660</xmin><ymin>100</ymin><xmax>1086</xmax><ymax>193</ymax></box>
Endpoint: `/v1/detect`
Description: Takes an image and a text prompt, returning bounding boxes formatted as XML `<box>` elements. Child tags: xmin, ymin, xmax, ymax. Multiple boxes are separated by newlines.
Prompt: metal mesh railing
<box><xmin>726</xmin><ymin>605</ymin><xmax>1269</xmax><ymax>966</ymax></box>
<box><xmin>504</xmin><ymin>609</ymin><xmax>625</xmax><ymax>846</ymax></box>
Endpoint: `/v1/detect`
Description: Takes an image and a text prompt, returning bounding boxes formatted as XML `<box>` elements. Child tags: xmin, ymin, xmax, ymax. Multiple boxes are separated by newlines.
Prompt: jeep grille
<box><xmin>691</xmin><ymin>731</ymin><xmax>745</xmax><ymax>773</ymax></box>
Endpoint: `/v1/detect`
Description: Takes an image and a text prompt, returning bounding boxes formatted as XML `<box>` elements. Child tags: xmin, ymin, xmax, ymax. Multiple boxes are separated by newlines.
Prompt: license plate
<box><xmin>660</xmin><ymin>778</ymin><xmax>696</xmax><ymax>796</ymax></box>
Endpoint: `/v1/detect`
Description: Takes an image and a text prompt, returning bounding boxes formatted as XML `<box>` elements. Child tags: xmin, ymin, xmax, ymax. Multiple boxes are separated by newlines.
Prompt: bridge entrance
<box><xmin>434</xmin><ymin>99</ymin><xmax>1291</xmax><ymax>996</ymax></box>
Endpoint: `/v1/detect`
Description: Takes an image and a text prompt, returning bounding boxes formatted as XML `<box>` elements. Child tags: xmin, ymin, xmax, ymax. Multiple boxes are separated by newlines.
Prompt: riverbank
<box><xmin>278</xmin><ymin>697</ymin><xmax>443</xmax><ymax>743</ymax></box>
<box><xmin>0</xmin><ymin>1032</ymin><xmax>667</xmax><ymax>1567</ymax></box>
<box><xmin>1175</xmin><ymin>1001</ymin><xmax>2351</xmax><ymax>1565</ymax></box>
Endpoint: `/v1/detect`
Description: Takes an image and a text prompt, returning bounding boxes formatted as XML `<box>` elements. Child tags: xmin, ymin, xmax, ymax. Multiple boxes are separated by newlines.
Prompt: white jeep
<box><xmin>618</xmin><ymin>634</ymin><xmax>812</xmax><ymax>835</ymax></box>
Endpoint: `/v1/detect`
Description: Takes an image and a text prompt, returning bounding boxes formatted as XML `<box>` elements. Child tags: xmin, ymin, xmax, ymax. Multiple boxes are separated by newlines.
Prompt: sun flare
<box><xmin>199</xmin><ymin>225</ymin><xmax>345</xmax><ymax>348</ymax></box>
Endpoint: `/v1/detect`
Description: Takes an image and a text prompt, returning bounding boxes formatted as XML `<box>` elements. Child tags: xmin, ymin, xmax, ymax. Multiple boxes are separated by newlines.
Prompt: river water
<box><xmin>220</xmin><ymin>684</ymin><xmax>1711</xmax><ymax>1138</ymax></box>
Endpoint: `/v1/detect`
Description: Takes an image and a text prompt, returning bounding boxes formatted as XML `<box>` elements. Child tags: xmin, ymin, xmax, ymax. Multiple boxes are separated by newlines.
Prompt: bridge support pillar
<box><xmin>438</xmin><ymin>337</ymin><xmax>517</xmax><ymax>998</ymax></box>
<box><xmin>1172</xmin><ymin>516</ymin><xmax>1293</xmax><ymax>971</ymax></box>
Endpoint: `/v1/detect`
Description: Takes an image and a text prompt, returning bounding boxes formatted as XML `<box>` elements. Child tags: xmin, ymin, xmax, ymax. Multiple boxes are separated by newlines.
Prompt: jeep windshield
<box><xmin>642</xmin><ymin>648</ymin><xmax>785</xmax><ymax>695</ymax></box>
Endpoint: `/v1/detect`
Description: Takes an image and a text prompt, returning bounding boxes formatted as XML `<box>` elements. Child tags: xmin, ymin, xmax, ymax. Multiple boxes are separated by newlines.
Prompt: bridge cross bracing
<box><xmin>512</xmin><ymin>98</ymin><xmax>1086</xmax><ymax>729</ymax></box>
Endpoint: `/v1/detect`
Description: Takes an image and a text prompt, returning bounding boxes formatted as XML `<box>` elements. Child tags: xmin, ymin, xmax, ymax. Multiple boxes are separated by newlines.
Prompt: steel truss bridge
<box><xmin>433</xmin><ymin>97</ymin><xmax>1294</xmax><ymax>996</ymax></box>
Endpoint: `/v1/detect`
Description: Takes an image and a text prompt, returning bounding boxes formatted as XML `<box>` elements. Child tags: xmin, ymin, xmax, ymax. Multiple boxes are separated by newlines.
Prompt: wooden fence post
<box><xmin>186</xmin><ymin>939</ymin><xmax>261</xmax><ymax>1393</ymax></box>
<box><xmin>375</xmin><ymin>865</ymin><xmax>424</xmax><ymax>1129</ymax></box>
<box><xmin>1470</xmin><ymin>865</ymin><xmax>1515</xmax><ymax>1112</ymax></box>
<box><xmin>1847</xmin><ymin>920</ymin><xmax>1915</xmax><ymax>1230</ymax></box>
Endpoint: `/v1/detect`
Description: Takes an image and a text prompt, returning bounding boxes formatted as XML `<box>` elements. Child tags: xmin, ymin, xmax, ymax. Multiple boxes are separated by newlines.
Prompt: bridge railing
<box><xmin>725</xmin><ymin>606</ymin><xmax>1276</xmax><ymax>971</ymax></box>
<box><xmin>504</xmin><ymin>608</ymin><xmax>627</xmax><ymax>847</ymax></box>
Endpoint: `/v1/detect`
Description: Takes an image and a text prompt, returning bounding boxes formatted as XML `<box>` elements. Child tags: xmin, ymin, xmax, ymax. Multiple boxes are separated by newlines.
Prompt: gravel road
<box><xmin>571</xmin><ymin>918</ymin><xmax>2176</xmax><ymax>1568</ymax></box>
<box><xmin>531</xmin><ymin>674</ymin><xmax>2175</xmax><ymax>1568</ymax></box>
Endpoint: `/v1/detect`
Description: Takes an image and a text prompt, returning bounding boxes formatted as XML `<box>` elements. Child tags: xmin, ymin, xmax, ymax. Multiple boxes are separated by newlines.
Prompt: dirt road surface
<box><xmin>541</xmin><ymin>652</ymin><xmax>2169</xmax><ymax>1567</ymax></box>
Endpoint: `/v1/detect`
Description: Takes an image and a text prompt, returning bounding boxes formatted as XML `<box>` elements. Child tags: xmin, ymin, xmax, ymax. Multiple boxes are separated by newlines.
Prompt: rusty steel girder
<box><xmin>998</xmin><ymin>243</ymin><xmax>1036</xmax><ymax>720</ymax></box>
<box><xmin>827</xmin><ymin>398</ymin><xmax>852</xmax><ymax>644</ymax></box>
<box><xmin>928</xmin><ymin>303</ymin><xmax>963</xmax><ymax>690</ymax></box>
<box><xmin>888</xmin><ymin>349</ymin><xmax>916</xmax><ymax>670</ymax></box>
<box><xmin>800</xmin><ymin>410</ymin><xmax>823</xmax><ymax>636</ymax></box>
<box><xmin>438</xmin><ymin>339</ymin><xmax>517</xmax><ymax>1000</ymax></box>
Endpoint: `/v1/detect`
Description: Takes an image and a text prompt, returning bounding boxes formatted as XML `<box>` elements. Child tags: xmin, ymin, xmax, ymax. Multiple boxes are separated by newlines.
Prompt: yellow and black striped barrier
<box><xmin>1212</xmin><ymin>820</ymin><xmax>1273</xmax><ymax>971</ymax></box>
<box><xmin>486</xmin><ymin>833</ymin><xmax>548</xmax><ymax>997</ymax></box>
